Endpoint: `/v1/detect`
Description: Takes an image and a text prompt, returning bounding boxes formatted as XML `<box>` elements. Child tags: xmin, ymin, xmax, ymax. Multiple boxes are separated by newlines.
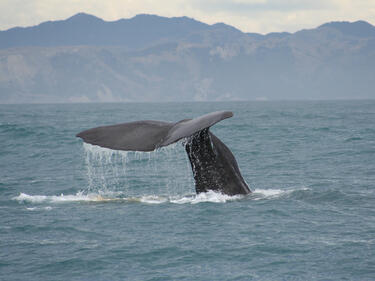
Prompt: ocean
<box><xmin>1</xmin><ymin>101</ymin><xmax>374</xmax><ymax>280</ymax></box>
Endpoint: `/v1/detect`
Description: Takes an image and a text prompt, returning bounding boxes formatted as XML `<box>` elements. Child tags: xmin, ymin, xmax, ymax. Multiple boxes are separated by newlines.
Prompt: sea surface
<box><xmin>1</xmin><ymin>101</ymin><xmax>374</xmax><ymax>280</ymax></box>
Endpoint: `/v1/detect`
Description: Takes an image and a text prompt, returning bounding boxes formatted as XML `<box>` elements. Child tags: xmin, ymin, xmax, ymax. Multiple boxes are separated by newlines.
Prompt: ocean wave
<box><xmin>251</xmin><ymin>187</ymin><xmax>310</xmax><ymax>200</ymax></box>
<box><xmin>26</xmin><ymin>206</ymin><xmax>53</xmax><ymax>211</ymax></box>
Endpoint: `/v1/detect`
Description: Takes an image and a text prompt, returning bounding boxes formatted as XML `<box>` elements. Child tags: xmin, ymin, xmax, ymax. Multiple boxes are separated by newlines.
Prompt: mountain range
<box><xmin>0</xmin><ymin>13</ymin><xmax>374</xmax><ymax>103</ymax></box>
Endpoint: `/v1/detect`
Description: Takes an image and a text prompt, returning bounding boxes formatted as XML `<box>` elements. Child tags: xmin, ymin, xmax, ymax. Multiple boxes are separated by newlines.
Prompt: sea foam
<box><xmin>13</xmin><ymin>188</ymin><xmax>308</xmax><ymax>205</ymax></box>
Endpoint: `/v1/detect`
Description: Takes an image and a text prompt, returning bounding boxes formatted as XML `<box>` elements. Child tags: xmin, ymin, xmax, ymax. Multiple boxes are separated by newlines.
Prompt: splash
<box><xmin>170</xmin><ymin>190</ymin><xmax>243</xmax><ymax>204</ymax></box>
<box><xmin>13</xmin><ymin>190</ymin><xmax>245</xmax><ymax>205</ymax></box>
<box><xmin>14</xmin><ymin>192</ymin><xmax>98</xmax><ymax>203</ymax></box>
<box><xmin>13</xmin><ymin>187</ymin><xmax>311</xmax><ymax>205</ymax></box>
<box><xmin>82</xmin><ymin>142</ymin><xmax>194</xmax><ymax>197</ymax></box>
<box><xmin>15</xmin><ymin>142</ymin><xmax>310</xmax><ymax>205</ymax></box>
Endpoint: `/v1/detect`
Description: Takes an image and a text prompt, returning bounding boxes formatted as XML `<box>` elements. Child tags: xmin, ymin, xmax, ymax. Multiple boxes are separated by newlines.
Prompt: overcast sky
<box><xmin>1</xmin><ymin>0</ymin><xmax>374</xmax><ymax>34</ymax></box>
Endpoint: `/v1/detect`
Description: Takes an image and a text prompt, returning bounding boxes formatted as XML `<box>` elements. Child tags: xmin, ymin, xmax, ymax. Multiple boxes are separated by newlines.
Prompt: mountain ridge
<box><xmin>0</xmin><ymin>13</ymin><xmax>374</xmax><ymax>103</ymax></box>
<box><xmin>2</xmin><ymin>13</ymin><xmax>374</xmax><ymax>49</ymax></box>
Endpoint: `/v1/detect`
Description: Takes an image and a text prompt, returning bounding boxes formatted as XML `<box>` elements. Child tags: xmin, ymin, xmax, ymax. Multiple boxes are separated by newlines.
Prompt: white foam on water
<box><xmin>14</xmin><ymin>187</ymin><xmax>311</xmax><ymax>205</ymax></box>
<box><xmin>251</xmin><ymin>187</ymin><xmax>310</xmax><ymax>200</ymax></box>
<box><xmin>139</xmin><ymin>195</ymin><xmax>168</xmax><ymax>204</ymax></box>
<box><xmin>25</xmin><ymin>206</ymin><xmax>52</xmax><ymax>211</ymax></box>
<box><xmin>14</xmin><ymin>185</ymin><xmax>312</xmax><ymax>206</ymax></box>
<box><xmin>253</xmin><ymin>188</ymin><xmax>285</xmax><ymax>197</ymax></box>
<box><xmin>14</xmin><ymin>192</ymin><xmax>100</xmax><ymax>203</ymax></box>
<box><xmin>170</xmin><ymin>190</ymin><xmax>243</xmax><ymax>204</ymax></box>
<box><xmin>13</xmin><ymin>190</ymin><xmax>244</xmax><ymax>205</ymax></box>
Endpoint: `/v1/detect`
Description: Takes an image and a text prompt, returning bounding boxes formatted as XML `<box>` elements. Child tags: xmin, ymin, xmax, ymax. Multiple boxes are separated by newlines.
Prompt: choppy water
<box><xmin>1</xmin><ymin>101</ymin><xmax>374</xmax><ymax>280</ymax></box>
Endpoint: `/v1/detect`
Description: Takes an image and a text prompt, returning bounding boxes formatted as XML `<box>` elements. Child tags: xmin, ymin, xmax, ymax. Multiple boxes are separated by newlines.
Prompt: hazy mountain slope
<box><xmin>0</xmin><ymin>14</ymin><xmax>374</xmax><ymax>103</ymax></box>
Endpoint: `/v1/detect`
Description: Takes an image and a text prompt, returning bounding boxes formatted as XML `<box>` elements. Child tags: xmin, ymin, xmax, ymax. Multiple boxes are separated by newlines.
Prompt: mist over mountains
<box><xmin>0</xmin><ymin>13</ymin><xmax>374</xmax><ymax>103</ymax></box>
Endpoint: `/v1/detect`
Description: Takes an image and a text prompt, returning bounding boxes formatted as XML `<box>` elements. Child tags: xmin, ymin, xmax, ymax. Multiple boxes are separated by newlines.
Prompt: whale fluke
<box><xmin>76</xmin><ymin>120</ymin><xmax>173</xmax><ymax>152</ymax></box>
<box><xmin>76</xmin><ymin>111</ymin><xmax>250</xmax><ymax>195</ymax></box>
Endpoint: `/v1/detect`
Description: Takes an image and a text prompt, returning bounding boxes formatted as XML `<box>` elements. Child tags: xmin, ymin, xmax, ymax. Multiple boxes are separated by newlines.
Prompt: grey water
<box><xmin>1</xmin><ymin>101</ymin><xmax>374</xmax><ymax>280</ymax></box>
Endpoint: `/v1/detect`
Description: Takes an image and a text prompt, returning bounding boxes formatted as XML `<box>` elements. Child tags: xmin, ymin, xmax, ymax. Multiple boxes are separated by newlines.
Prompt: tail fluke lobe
<box><xmin>76</xmin><ymin>111</ymin><xmax>233</xmax><ymax>151</ymax></box>
<box><xmin>76</xmin><ymin>120</ymin><xmax>173</xmax><ymax>151</ymax></box>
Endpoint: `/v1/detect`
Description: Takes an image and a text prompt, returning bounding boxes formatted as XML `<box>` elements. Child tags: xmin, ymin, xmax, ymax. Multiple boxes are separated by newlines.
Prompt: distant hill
<box><xmin>0</xmin><ymin>13</ymin><xmax>243</xmax><ymax>49</ymax></box>
<box><xmin>0</xmin><ymin>13</ymin><xmax>374</xmax><ymax>103</ymax></box>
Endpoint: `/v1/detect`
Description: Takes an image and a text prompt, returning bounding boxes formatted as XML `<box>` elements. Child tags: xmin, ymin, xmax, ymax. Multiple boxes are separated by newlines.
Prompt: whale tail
<box><xmin>76</xmin><ymin>111</ymin><xmax>233</xmax><ymax>151</ymax></box>
<box><xmin>76</xmin><ymin>111</ymin><xmax>250</xmax><ymax>195</ymax></box>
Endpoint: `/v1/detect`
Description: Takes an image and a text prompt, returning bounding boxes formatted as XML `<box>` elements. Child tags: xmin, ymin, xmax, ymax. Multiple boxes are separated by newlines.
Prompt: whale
<box><xmin>76</xmin><ymin>111</ymin><xmax>251</xmax><ymax>196</ymax></box>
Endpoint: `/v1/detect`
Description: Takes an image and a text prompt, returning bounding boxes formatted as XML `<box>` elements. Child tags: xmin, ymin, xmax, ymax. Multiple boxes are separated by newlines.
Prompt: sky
<box><xmin>1</xmin><ymin>0</ymin><xmax>374</xmax><ymax>34</ymax></box>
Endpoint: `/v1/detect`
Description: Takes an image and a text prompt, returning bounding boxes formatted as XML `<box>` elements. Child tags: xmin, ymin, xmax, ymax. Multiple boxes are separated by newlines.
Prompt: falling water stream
<box><xmin>83</xmin><ymin>141</ymin><xmax>195</xmax><ymax>198</ymax></box>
